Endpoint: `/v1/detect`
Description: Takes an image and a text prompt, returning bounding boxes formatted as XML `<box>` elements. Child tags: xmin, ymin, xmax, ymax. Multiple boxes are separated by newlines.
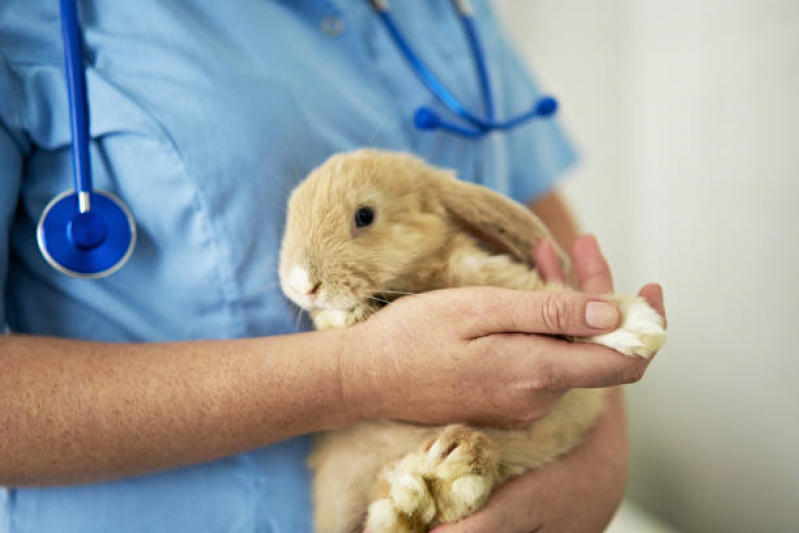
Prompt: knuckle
<box><xmin>540</xmin><ymin>292</ymin><xmax>571</xmax><ymax>333</ymax></box>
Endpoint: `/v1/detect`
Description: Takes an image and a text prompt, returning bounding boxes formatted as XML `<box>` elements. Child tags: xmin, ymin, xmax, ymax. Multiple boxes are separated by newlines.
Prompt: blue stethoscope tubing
<box><xmin>37</xmin><ymin>0</ymin><xmax>136</xmax><ymax>278</ymax></box>
<box><xmin>370</xmin><ymin>0</ymin><xmax>559</xmax><ymax>137</ymax></box>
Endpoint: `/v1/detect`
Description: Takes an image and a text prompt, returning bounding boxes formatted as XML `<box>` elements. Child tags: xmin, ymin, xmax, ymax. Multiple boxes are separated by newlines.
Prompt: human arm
<box><xmin>0</xmin><ymin>331</ymin><xmax>353</xmax><ymax>486</ymax></box>
<box><xmin>1</xmin><ymin>275</ymin><xmax>646</xmax><ymax>488</ymax></box>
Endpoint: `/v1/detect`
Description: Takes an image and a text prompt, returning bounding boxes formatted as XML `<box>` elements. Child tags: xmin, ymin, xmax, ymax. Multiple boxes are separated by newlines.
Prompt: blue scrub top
<box><xmin>0</xmin><ymin>1</ymin><xmax>576</xmax><ymax>531</ymax></box>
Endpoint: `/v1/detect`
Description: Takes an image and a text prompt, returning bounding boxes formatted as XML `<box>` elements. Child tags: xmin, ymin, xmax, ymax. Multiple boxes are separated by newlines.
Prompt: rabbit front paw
<box><xmin>311</xmin><ymin>303</ymin><xmax>376</xmax><ymax>330</ymax></box>
<box><xmin>312</xmin><ymin>308</ymin><xmax>351</xmax><ymax>330</ymax></box>
<box><xmin>585</xmin><ymin>295</ymin><xmax>667</xmax><ymax>358</ymax></box>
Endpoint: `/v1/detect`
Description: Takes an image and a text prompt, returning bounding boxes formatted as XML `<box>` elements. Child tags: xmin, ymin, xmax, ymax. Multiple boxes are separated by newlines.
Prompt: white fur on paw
<box><xmin>366</xmin><ymin>499</ymin><xmax>400</xmax><ymax>533</ymax></box>
<box><xmin>589</xmin><ymin>296</ymin><xmax>666</xmax><ymax>358</ymax></box>
<box><xmin>312</xmin><ymin>308</ymin><xmax>349</xmax><ymax>330</ymax></box>
<box><xmin>367</xmin><ymin>458</ymin><xmax>436</xmax><ymax>533</ymax></box>
<box><xmin>450</xmin><ymin>475</ymin><xmax>493</xmax><ymax>509</ymax></box>
<box><xmin>389</xmin><ymin>469</ymin><xmax>435</xmax><ymax>521</ymax></box>
<box><xmin>421</xmin><ymin>427</ymin><xmax>497</xmax><ymax>520</ymax></box>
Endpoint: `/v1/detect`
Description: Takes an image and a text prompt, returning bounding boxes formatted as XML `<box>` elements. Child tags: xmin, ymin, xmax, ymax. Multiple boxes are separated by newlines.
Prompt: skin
<box><xmin>0</xmin><ymin>191</ymin><xmax>663</xmax><ymax>533</ymax></box>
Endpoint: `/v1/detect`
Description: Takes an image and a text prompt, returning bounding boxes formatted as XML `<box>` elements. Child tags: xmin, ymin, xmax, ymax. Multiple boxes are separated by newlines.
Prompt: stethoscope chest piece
<box><xmin>41</xmin><ymin>0</ymin><xmax>137</xmax><ymax>278</ymax></box>
<box><xmin>37</xmin><ymin>190</ymin><xmax>136</xmax><ymax>278</ymax></box>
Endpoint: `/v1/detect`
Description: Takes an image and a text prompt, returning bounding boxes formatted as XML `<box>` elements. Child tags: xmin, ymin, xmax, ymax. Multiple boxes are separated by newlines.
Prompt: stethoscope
<box><xmin>37</xmin><ymin>0</ymin><xmax>136</xmax><ymax>279</ymax></box>
<box><xmin>39</xmin><ymin>0</ymin><xmax>558</xmax><ymax>279</ymax></box>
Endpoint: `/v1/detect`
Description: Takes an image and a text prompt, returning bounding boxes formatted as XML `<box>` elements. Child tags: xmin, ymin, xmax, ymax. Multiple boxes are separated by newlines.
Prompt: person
<box><xmin>0</xmin><ymin>2</ymin><xmax>665</xmax><ymax>532</ymax></box>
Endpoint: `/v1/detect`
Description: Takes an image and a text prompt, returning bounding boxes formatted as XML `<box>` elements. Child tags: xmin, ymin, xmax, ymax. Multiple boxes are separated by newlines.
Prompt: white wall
<box><xmin>495</xmin><ymin>1</ymin><xmax>799</xmax><ymax>532</ymax></box>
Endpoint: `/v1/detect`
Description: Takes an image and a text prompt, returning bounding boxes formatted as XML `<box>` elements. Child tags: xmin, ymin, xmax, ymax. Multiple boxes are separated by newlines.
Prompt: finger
<box><xmin>572</xmin><ymin>234</ymin><xmax>614</xmax><ymax>294</ymax></box>
<box><xmin>638</xmin><ymin>283</ymin><xmax>667</xmax><ymax>327</ymax></box>
<box><xmin>430</xmin><ymin>513</ymin><xmax>492</xmax><ymax>533</ymax></box>
<box><xmin>532</xmin><ymin>238</ymin><xmax>566</xmax><ymax>283</ymax></box>
<box><xmin>457</xmin><ymin>288</ymin><xmax>622</xmax><ymax>338</ymax></box>
<box><xmin>504</xmin><ymin>334</ymin><xmax>650</xmax><ymax>389</ymax></box>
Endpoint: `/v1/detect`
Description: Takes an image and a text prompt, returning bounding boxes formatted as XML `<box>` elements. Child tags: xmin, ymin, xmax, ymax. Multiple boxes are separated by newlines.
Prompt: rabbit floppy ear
<box><xmin>432</xmin><ymin>173</ymin><xmax>570</xmax><ymax>271</ymax></box>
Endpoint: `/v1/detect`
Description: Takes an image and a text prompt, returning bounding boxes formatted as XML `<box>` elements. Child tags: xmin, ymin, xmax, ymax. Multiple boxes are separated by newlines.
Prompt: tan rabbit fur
<box><xmin>279</xmin><ymin>149</ymin><xmax>666</xmax><ymax>533</ymax></box>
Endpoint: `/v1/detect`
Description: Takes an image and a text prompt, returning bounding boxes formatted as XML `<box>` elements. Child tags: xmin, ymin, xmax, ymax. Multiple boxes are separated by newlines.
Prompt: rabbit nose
<box><xmin>289</xmin><ymin>265</ymin><xmax>320</xmax><ymax>296</ymax></box>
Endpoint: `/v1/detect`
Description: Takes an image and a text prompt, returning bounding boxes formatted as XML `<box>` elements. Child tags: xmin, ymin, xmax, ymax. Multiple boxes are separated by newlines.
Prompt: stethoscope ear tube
<box><xmin>373</xmin><ymin>0</ymin><xmax>559</xmax><ymax>138</ymax></box>
<box><xmin>37</xmin><ymin>0</ymin><xmax>136</xmax><ymax>278</ymax></box>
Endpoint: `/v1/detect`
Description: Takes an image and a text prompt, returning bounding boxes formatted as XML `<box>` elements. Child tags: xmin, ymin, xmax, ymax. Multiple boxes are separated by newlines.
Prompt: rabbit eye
<box><xmin>354</xmin><ymin>206</ymin><xmax>375</xmax><ymax>228</ymax></box>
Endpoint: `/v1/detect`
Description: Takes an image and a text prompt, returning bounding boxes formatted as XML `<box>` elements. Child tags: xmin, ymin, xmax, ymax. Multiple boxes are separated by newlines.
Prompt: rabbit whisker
<box><xmin>294</xmin><ymin>303</ymin><xmax>305</xmax><ymax>332</ymax></box>
<box><xmin>366</xmin><ymin>296</ymin><xmax>392</xmax><ymax>306</ymax></box>
<box><xmin>369</xmin><ymin>289</ymin><xmax>418</xmax><ymax>296</ymax></box>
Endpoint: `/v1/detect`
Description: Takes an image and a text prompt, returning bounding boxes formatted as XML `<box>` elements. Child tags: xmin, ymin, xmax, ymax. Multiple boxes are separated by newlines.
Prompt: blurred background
<box><xmin>494</xmin><ymin>0</ymin><xmax>799</xmax><ymax>531</ymax></box>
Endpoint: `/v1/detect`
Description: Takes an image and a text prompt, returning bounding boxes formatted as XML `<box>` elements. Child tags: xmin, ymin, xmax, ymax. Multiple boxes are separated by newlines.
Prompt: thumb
<box><xmin>455</xmin><ymin>287</ymin><xmax>621</xmax><ymax>339</ymax></box>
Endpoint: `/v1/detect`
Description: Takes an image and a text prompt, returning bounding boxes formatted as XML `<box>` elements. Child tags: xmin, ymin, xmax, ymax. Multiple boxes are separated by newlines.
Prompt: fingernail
<box><xmin>585</xmin><ymin>301</ymin><xmax>619</xmax><ymax>329</ymax></box>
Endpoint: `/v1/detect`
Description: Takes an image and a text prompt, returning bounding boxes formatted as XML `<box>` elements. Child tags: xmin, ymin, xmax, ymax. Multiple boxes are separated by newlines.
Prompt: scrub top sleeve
<box><xmin>0</xmin><ymin>111</ymin><xmax>25</xmax><ymax>330</ymax></box>
<box><xmin>481</xmin><ymin>1</ymin><xmax>579</xmax><ymax>205</ymax></box>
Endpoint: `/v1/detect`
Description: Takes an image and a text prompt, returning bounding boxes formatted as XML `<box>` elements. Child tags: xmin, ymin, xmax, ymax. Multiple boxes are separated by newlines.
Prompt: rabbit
<box><xmin>278</xmin><ymin>149</ymin><xmax>666</xmax><ymax>533</ymax></box>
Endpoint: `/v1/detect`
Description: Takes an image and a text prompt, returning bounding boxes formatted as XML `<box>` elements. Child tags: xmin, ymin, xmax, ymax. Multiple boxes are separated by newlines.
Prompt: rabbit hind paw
<box><xmin>421</xmin><ymin>425</ymin><xmax>499</xmax><ymax>524</ymax></box>
<box><xmin>366</xmin><ymin>456</ymin><xmax>435</xmax><ymax>533</ymax></box>
<box><xmin>367</xmin><ymin>426</ymin><xmax>500</xmax><ymax>532</ymax></box>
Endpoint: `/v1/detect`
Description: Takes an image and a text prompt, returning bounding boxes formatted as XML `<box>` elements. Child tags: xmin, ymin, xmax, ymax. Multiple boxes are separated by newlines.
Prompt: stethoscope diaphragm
<box><xmin>37</xmin><ymin>190</ymin><xmax>136</xmax><ymax>279</ymax></box>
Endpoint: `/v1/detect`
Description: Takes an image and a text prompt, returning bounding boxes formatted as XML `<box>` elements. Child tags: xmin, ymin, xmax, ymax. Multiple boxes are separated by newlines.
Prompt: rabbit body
<box><xmin>279</xmin><ymin>150</ymin><xmax>665</xmax><ymax>533</ymax></box>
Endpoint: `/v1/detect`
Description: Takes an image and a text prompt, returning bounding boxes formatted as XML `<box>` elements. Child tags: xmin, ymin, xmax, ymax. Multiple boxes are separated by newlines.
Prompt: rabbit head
<box><xmin>279</xmin><ymin>149</ymin><xmax>564</xmax><ymax>313</ymax></box>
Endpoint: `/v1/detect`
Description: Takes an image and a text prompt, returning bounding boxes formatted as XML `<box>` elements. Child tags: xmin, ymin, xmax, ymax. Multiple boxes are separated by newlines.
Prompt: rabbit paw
<box><xmin>586</xmin><ymin>295</ymin><xmax>667</xmax><ymax>358</ymax></box>
<box><xmin>312</xmin><ymin>308</ymin><xmax>352</xmax><ymax>330</ymax></box>
<box><xmin>420</xmin><ymin>425</ymin><xmax>500</xmax><ymax>525</ymax></box>
<box><xmin>367</xmin><ymin>455</ymin><xmax>436</xmax><ymax>533</ymax></box>
<box><xmin>312</xmin><ymin>303</ymin><xmax>379</xmax><ymax>330</ymax></box>
<box><xmin>366</xmin><ymin>426</ymin><xmax>499</xmax><ymax>532</ymax></box>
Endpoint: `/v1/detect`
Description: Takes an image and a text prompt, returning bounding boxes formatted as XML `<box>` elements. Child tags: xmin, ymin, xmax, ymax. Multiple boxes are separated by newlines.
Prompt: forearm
<box><xmin>543</xmin><ymin>387</ymin><xmax>628</xmax><ymax>529</ymax></box>
<box><xmin>0</xmin><ymin>330</ymin><xmax>352</xmax><ymax>486</ymax></box>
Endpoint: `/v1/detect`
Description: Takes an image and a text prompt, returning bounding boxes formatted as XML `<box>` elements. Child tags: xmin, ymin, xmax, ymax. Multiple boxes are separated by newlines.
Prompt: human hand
<box><xmin>338</xmin><ymin>235</ymin><xmax>663</xmax><ymax>428</ymax></box>
<box><xmin>429</xmin><ymin>234</ymin><xmax>666</xmax><ymax>532</ymax></box>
